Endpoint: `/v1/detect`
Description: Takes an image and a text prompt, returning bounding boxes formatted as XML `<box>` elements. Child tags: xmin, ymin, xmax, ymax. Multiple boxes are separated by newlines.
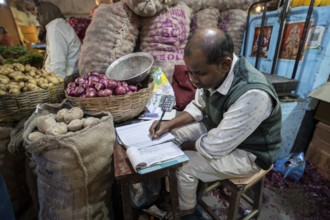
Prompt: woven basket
<box><xmin>0</xmin><ymin>83</ymin><xmax>65</xmax><ymax>123</ymax></box>
<box><xmin>66</xmin><ymin>80</ymin><xmax>154</xmax><ymax>123</ymax></box>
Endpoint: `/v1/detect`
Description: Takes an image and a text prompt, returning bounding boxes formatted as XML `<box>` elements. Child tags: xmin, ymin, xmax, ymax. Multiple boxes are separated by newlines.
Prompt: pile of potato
<box><xmin>28</xmin><ymin>107</ymin><xmax>102</xmax><ymax>141</ymax></box>
<box><xmin>0</xmin><ymin>63</ymin><xmax>63</xmax><ymax>95</ymax></box>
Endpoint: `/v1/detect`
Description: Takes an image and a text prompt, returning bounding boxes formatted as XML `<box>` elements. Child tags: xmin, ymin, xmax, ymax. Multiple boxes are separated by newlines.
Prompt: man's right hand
<box><xmin>149</xmin><ymin>120</ymin><xmax>172</xmax><ymax>140</ymax></box>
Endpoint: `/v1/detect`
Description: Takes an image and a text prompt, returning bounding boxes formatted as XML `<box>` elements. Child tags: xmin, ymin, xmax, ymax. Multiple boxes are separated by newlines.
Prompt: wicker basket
<box><xmin>66</xmin><ymin>80</ymin><xmax>154</xmax><ymax>123</ymax></box>
<box><xmin>0</xmin><ymin>83</ymin><xmax>65</xmax><ymax>123</ymax></box>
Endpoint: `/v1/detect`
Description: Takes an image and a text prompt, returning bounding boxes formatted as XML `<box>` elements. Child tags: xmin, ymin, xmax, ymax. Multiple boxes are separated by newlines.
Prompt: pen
<box><xmin>152</xmin><ymin>109</ymin><xmax>166</xmax><ymax>141</ymax></box>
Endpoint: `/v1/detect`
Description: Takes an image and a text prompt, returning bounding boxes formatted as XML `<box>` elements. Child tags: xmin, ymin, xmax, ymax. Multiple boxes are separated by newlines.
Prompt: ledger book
<box><xmin>115</xmin><ymin>120</ymin><xmax>188</xmax><ymax>174</ymax></box>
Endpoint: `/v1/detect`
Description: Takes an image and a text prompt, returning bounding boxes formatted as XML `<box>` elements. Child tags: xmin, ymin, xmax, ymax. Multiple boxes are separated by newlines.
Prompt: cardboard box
<box><xmin>309</xmin><ymin>82</ymin><xmax>330</xmax><ymax>125</ymax></box>
<box><xmin>313</xmin><ymin>122</ymin><xmax>330</xmax><ymax>144</ymax></box>
<box><xmin>306</xmin><ymin>138</ymin><xmax>330</xmax><ymax>181</ymax></box>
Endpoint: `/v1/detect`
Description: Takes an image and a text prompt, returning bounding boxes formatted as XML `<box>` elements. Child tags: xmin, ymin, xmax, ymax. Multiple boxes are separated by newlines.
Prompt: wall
<box><xmin>0</xmin><ymin>5</ymin><xmax>21</xmax><ymax>45</ymax></box>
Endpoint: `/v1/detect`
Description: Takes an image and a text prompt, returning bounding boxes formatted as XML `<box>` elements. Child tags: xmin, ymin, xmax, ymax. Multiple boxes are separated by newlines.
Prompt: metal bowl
<box><xmin>105</xmin><ymin>52</ymin><xmax>154</xmax><ymax>84</ymax></box>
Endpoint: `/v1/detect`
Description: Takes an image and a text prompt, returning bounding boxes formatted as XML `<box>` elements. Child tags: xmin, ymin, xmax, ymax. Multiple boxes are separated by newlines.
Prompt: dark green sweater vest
<box><xmin>203</xmin><ymin>58</ymin><xmax>282</xmax><ymax>170</ymax></box>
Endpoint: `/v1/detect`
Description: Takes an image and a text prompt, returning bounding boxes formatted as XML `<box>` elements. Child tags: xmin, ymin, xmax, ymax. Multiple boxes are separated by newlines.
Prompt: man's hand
<box><xmin>149</xmin><ymin>120</ymin><xmax>172</xmax><ymax>140</ymax></box>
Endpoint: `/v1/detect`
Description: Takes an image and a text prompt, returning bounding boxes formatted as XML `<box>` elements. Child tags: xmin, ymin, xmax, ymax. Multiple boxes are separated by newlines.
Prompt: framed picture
<box><xmin>279</xmin><ymin>21</ymin><xmax>312</xmax><ymax>60</ymax></box>
<box><xmin>251</xmin><ymin>26</ymin><xmax>273</xmax><ymax>58</ymax></box>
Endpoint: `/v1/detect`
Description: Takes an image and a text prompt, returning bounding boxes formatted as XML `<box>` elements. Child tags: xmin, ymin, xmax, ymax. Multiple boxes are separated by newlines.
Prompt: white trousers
<box><xmin>172</xmin><ymin>122</ymin><xmax>261</xmax><ymax>211</ymax></box>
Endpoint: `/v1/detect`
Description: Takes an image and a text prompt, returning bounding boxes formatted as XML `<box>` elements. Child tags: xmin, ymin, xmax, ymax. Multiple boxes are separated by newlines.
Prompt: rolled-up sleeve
<box><xmin>183</xmin><ymin>89</ymin><xmax>205</xmax><ymax>121</ymax></box>
<box><xmin>195</xmin><ymin>89</ymin><xmax>273</xmax><ymax>159</ymax></box>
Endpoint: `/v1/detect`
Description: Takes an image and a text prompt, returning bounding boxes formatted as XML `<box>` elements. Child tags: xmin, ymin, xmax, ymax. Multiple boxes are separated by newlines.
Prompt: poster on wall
<box><xmin>279</xmin><ymin>21</ymin><xmax>312</xmax><ymax>60</ymax></box>
<box><xmin>251</xmin><ymin>26</ymin><xmax>273</xmax><ymax>58</ymax></box>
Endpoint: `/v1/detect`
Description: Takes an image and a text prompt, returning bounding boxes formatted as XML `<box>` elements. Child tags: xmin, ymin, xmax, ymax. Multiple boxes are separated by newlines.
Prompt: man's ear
<box><xmin>220</xmin><ymin>57</ymin><xmax>232</xmax><ymax>73</ymax></box>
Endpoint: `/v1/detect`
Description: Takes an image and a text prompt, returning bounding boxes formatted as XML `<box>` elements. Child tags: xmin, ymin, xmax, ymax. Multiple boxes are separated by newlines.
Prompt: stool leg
<box><xmin>168</xmin><ymin>168</ymin><xmax>181</xmax><ymax>220</ymax></box>
<box><xmin>227</xmin><ymin>185</ymin><xmax>244</xmax><ymax>220</ymax></box>
<box><xmin>252</xmin><ymin>177</ymin><xmax>265</xmax><ymax>218</ymax></box>
<box><xmin>121</xmin><ymin>180</ymin><xmax>133</xmax><ymax>220</ymax></box>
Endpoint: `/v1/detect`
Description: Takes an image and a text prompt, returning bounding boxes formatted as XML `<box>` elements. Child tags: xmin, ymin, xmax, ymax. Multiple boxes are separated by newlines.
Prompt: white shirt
<box><xmin>45</xmin><ymin>18</ymin><xmax>81</xmax><ymax>78</ymax></box>
<box><xmin>184</xmin><ymin>54</ymin><xmax>273</xmax><ymax>160</ymax></box>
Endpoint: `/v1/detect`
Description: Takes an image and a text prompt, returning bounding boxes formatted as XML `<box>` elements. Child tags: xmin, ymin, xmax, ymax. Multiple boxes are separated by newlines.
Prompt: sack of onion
<box><xmin>65</xmin><ymin>71</ymin><xmax>154</xmax><ymax>123</ymax></box>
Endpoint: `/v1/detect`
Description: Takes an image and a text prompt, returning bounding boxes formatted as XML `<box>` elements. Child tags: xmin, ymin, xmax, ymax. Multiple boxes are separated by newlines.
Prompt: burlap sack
<box><xmin>78</xmin><ymin>2</ymin><xmax>140</xmax><ymax>75</ymax></box>
<box><xmin>183</xmin><ymin>0</ymin><xmax>258</xmax><ymax>12</ymax></box>
<box><xmin>23</xmin><ymin>102</ymin><xmax>116</xmax><ymax>220</ymax></box>
<box><xmin>190</xmin><ymin>7</ymin><xmax>220</xmax><ymax>33</ymax></box>
<box><xmin>139</xmin><ymin>2</ymin><xmax>193</xmax><ymax>82</ymax></box>
<box><xmin>218</xmin><ymin>9</ymin><xmax>247</xmax><ymax>55</ymax></box>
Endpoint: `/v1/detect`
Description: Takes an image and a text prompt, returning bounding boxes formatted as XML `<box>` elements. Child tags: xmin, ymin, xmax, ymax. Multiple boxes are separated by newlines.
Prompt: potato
<box><xmin>37</xmin><ymin>114</ymin><xmax>57</xmax><ymax>133</ymax></box>
<box><xmin>25</xmin><ymin>64</ymin><xmax>32</xmax><ymax>72</ymax></box>
<box><xmin>13</xmin><ymin>63</ymin><xmax>25</xmax><ymax>72</ymax></box>
<box><xmin>27</xmin><ymin>83</ymin><xmax>40</xmax><ymax>91</ymax></box>
<box><xmin>64</xmin><ymin>107</ymin><xmax>84</xmax><ymax>124</ymax></box>
<box><xmin>45</xmin><ymin>122</ymin><xmax>68</xmax><ymax>135</ymax></box>
<box><xmin>68</xmin><ymin>119</ymin><xmax>83</xmax><ymax>131</ymax></box>
<box><xmin>0</xmin><ymin>83</ymin><xmax>6</xmax><ymax>91</ymax></box>
<box><xmin>0</xmin><ymin>90</ymin><xmax>6</xmax><ymax>95</ymax></box>
<box><xmin>83</xmin><ymin>117</ymin><xmax>101</xmax><ymax>128</ymax></box>
<box><xmin>56</xmin><ymin>108</ymin><xmax>69</xmax><ymax>122</ymax></box>
<box><xmin>0</xmin><ymin>75</ymin><xmax>10</xmax><ymax>84</ymax></box>
<box><xmin>28</xmin><ymin>70</ymin><xmax>36</xmax><ymax>77</ymax></box>
<box><xmin>28</xmin><ymin>131</ymin><xmax>46</xmax><ymax>142</ymax></box>
<box><xmin>8</xmin><ymin>71</ymin><xmax>26</xmax><ymax>82</ymax></box>
<box><xmin>8</xmin><ymin>88</ymin><xmax>20</xmax><ymax>94</ymax></box>
<box><xmin>47</xmin><ymin>76</ymin><xmax>60</xmax><ymax>84</ymax></box>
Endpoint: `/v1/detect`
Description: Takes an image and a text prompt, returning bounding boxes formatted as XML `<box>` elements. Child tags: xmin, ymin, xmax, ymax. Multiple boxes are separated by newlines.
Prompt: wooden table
<box><xmin>114</xmin><ymin>142</ymin><xmax>182</xmax><ymax>220</ymax></box>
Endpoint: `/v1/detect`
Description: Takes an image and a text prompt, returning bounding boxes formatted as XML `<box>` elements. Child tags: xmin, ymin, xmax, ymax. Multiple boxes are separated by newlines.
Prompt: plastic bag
<box><xmin>130</xmin><ymin>179</ymin><xmax>161</xmax><ymax>209</ymax></box>
<box><xmin>274</xmin><ymin>152</ymin><xmax>306</xmax><ymax>181</ymax></box>
<box><xmin>146</xmin><ymin>68</ymin><xmax>175</xmax><ymax>115</ymax></box>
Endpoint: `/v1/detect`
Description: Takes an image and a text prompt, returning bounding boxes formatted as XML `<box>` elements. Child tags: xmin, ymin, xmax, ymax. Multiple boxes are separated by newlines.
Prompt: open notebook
<box><xmin>115</xmin><ymin>120</ymin><xmax>188</xmax><ymax>174</ymax></box>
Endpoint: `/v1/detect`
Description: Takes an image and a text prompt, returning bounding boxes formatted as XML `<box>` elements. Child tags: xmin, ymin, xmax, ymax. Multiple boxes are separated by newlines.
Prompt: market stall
<box><xmin>1</xmin><ymin>0</ymin><xmax>330</xmax><ymax>220</ymax></box>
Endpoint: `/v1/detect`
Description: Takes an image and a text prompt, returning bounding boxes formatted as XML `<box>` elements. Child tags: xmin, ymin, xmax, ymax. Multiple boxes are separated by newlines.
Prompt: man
<box><xmin>149</xmin><ymin>28</ymin><xmax>282</xmax><ymax>216</ymax></box>
<box><xmin>0</xmin><ymin>27</ymin><xmax>13</xmax><ymax>46</ymax></box>
<box><xmin>35</xmin><ymin>1</ymin><xmax>81</xmax><ymax>78</ymax></box>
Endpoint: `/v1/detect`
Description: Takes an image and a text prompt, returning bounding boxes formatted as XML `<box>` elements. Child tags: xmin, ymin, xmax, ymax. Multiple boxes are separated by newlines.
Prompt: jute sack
<box><xmin>78</xmin><ymin>2</ymin><xmax>140</xmax><ymax>75</ymax></box>
<box><xmin>139</xmin><ymin>2</ymin><xmax>193</xmax><ymax>82</ymax></box>
<box><xmin>190</xmin><ymin>7</ymin><xmax>220</xmax><ymax>33</ymax></box>
<box><xmin>183</xmin><ymin>0</ymin><xmax>258</xmax><ymax>12</ymax></box>
<box><xmin>218</xmin><ymin>9</ymin><xmax>247</xmax><ymax>55</ymax></box>
<box><xmin>23</xmin><ymin>102</ymin><xmax>116</xmax><ymax>220</ymax></box>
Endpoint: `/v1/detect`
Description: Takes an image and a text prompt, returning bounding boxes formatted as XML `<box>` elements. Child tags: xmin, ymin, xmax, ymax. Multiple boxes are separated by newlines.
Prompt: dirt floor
<box><xmin>180</xmin><ymin>161</ymin><xmax>330</xmax><ymax>220</ymax></box>
<box><xmin>136</xmin><ymin>161</ymin><xmax>330</xmax><ymax>220</ymax></box>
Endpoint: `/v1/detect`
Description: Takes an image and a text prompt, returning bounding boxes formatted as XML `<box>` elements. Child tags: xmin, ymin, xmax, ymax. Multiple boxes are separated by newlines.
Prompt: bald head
<box><xmin>184</xmin><ymin>28</ymin><xmax>234</xmax><ymax>64</ymax></box>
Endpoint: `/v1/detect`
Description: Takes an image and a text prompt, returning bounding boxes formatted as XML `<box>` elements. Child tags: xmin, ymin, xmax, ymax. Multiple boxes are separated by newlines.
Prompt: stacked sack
<box><xmin>190</xmin><ymin>7</ymin><xmax>220</xmax><ymax>33</ymax></box>
<box><xmin>218</xmin><ymin>9</ymin><xmax>248</xmax><ymax>55</ymax></box>
<box><xmin>23</xmin><ymin>102</ymin><xmax>116</xmax><ymax>220</ymax></box>
<box><xmin>78</xmin><ymin>2</ymin><xmax>140</xmax><ymax>75</ymax></box>
<box><xmin>139</xmin><ymin>2</ymin><xmax>193</xmax><ymax>82</ymax></box>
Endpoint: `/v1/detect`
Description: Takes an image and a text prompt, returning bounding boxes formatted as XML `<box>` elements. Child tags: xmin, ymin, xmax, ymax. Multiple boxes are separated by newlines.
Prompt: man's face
<box><xmin>36</xmin><ymin>8</ymin><xmax>45</xmax><ymax>26</ymax></box>
<box><xmin>184</xmin><ymin>49</ymin><xmax>230</xmax><ymax>90</ymax></box>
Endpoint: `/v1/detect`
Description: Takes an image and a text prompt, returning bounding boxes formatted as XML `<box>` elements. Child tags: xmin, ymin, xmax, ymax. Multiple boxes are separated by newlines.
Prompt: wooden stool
<box><xmin>114</xmin><ymin>142</ymin><xmax>182</xmax><ymax>220</ymax></box>
<box><xmin>198</xmin><ymin>166</ymin><xmax>273</xmax><ymax>220</ymax></box>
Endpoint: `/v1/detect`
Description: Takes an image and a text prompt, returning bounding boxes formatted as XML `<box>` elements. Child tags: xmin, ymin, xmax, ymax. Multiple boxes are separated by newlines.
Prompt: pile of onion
<box><xmin>66</xmin><ymin>72</ymin><xmax>139</xmax><ymax>98</ymax></box>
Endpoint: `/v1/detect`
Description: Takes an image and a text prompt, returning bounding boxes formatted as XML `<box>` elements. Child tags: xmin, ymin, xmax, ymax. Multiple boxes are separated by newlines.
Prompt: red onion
<box><xmin>95</xmin><ymin>82</ymin><xmax>105</xmax><ymax>91</ymax></box>
<box><xmin>100</xmin><ymin>78</ymin><xmax>109</xmax><ymax>88</ymax></box>
<box><xmin>67</xmin><ymin>82</ymin><xmax>76</xmax><ymax>88</ymax></box>
<box><xmin>74</xmin><ymin>86</ymin><xmax>85</xmax><ymax>97</ymax></box>
<box><xmin>88</xmin><ymin>71</ymin><xmax>101</xmax><ymax>77</ymax></box>
<box><xmin>115</xmin><ymin>85</ymin><xmax>127</xmax><ymax>95</ymax></box>
<box><xmin>107</xmin><ymin>80</ymin><xmax>118</xmax><ymax>90</ymax></box>
<box><xmin>103</xmin><ymin>89</ymin><xmax>113</xmax><ymax>96</ymax></box>
<box><xmin>86</xmin><ymin>89</ymin><xmax>96</xmax><ymax>97</ymax></box>
<box><xmin>81</xmin><ymin>82</ymin><xmax>89</xmax><ymax>90</ymax></box>
<box><xmin>75</xmin><ymin>77</ymin><xmax>85</xmax><ymax>85</ymax></box>
<box><xmin>97</xmin><ymin>90</ymin><xmax>105</xmax><ymax>97</ymax></box>
<box><xmin>128</xmin><ymin>85</ymin><xmax>138</xmax><ymax>92</ymax></box>
<box><xmin>67</xmin><ymin>87</ymin><xmax>75</xmax><ymax>96</ymax></box>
